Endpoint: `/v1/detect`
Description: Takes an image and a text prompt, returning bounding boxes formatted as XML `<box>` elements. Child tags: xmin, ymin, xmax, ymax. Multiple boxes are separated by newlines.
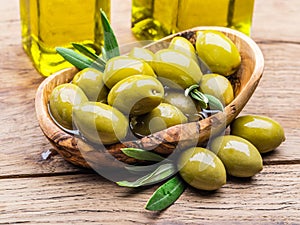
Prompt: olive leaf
<box><xmin>100</xmin><ymin>9</ymin><xmax>120</xmax><ymax>60</ymax></box>
<box><xmin>184</xmin><ymin>84</ymin><xmax>199</xmax><ymax>96</ymax></box>
<box><xmin>145</xmin><ymin>176</ymin><xmax>186</xmax><ymax>211</ymax></box>
<box><xmin>101</xmin><ymin>46</ymin><xmax>108</xmax><ymax>61</ymax></box>
<box><xmin>56</xmin><ymin>47</ymin><xmax>104</xmax><ymax>72</ymax></box>
<box><xmin>121</xmin><ymin>148</ymin><xmax>166</xmax><ymax>162</ymax></box>
<box><xmin>185</xmin><ymin>84</ymin><xmax>209</xmax><ymax>109</ymax></box>
<box><xmin>124</xmin><ymin>164</ymin><xmax>158</xmax><ymax>174</ymax></box>
<box><xmin>72</xmin><ymin>43</ymin><xmax>107</xmax><ymax>66</ymax></box>
<box><xmin>72</xmin><ymin>43</ymin><xmax>107</xmax><ymax>71</ymax></box>
<box><xmin>116</xmin><ymin>163</ymin><xmax>176</xmax><ymax>188</ymax></box>
<box><xmin>71</xmin><ymin>43</ymin><xmax>100</xmax><ymax>61</ymax></box>
<box><xmin>205</xmin><ymin>94</ymin><xmax>224</xmax><ymax>111</ymax></box>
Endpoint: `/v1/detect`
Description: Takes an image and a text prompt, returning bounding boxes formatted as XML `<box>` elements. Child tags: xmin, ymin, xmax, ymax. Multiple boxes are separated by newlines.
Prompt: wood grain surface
<box><xmin>0</xmin><ymin>0</ymin><xmax>300</xmax><ymax>224</ymax></box>
<box><xmin>1</xmin><ymin>165</ymin><xmax>299</xmax><ymax>224</ymax></box>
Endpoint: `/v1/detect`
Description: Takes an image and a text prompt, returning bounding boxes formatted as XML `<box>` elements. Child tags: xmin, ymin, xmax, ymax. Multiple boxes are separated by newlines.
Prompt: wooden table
<box><xmin>1</xmin><ymin>0</ymin><xmax>299</xmax><ymax>224</ymax></box>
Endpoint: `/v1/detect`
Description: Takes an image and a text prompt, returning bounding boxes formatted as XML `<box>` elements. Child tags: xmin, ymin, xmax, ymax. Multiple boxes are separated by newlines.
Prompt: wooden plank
<box><xmin>110</xmin><ymin>0</ymin><xmax>135</xmax><ymax>46</ymax></box>
<box><xmin>0</xmin><ymin>164</ymin><xmax>299</xmax><ymax>224</ymax></box>
<box><xmin>252</xmin><ymin>0</ymin><xmax>300</xmax><ymax>43</ymax></box>
<box><xmin>0</xmin><ymin>46</ymin><xmax>82</xmax><ymax>176</ymax></box>
<box><xmin>240</xmin><ymin>41</ymin><xmax>300</xmax><ymax>164</ymax></box>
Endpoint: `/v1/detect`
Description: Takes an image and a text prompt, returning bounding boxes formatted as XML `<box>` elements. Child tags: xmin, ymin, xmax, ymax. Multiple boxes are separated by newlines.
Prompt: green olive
<box><xmin>163</xmin><ymin>90</ymin><xmax>200</xmax><ymax>122</ymax></box>
<box><xmin>151</xmin><ymin>49</ymin><xmax>202</xmax><ymax>89</ymax></box>
<box><xmin>128</xmin><ymin>47</ymin><xmax>155</xmax><ymax>62</ymax></box>
<box><xmin>169</xmin><ymin>36</ymin><xmax>198</xmax><ymax>63</ymax></box>
<box><xmin>178</xmin><ymin>147</ymin><xmax>226</xmax><ymax>191</ymax></box>
<box><xmin>230</xmin><ymin>115</ymin><xmax>285</xmax><ymax>153</ymax></box>
<box><xmin>49</xmin><ymin>83</ymin><xmax>88</xmax><ymax>129</ymax></box>
<box><xmin>196</xmin><ymin>30</ymin><xmax>241</xmax><ymax>76</ymax></box>
<box><xmin>199</xmin><ymin>73</ymin><xmax>234</xmax><ymax>105</ymax></box>
<box><xmin>107</xmin><ymin>75</ymin><xmax>164</xmax><ymax>116</ymax></box>
<box><xmin>73</xmin><ymin>102</ymin><xmax>128</xmax><ymax>145</ymax></box>
<box><xmin>210</xmin><ymin>135</ymin><xmax>263</xmax><ymax>177</ymax></box>
<box><xmin>72</xmin><ymin>68</ymin><xmax>108</xmax><ymax>102</ymax></box>
<box><xmin>103</xmin><ymin>56</ymin><xmax>156</xmax><ymax>89</ymax></box>
<box><xmin>131</xmin><ymin>103</ymin><xmax>188</xmax><ymax>136</ymax></box>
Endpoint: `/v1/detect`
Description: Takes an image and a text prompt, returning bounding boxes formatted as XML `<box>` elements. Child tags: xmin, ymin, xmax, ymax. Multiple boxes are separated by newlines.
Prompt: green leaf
<box><xmin>100</xmin><ymin>9</ymin><xmax>120</xmax><ymax>59</ymax></box>
<box><xmin>190</xmin><ymin>91</ymin><xmax>208</xmax><ymax>109</ymax></box>
<box><xmin>185</xmin><ymin>84</ymin><xmax>209</xmax><ymax>109</ymax></box>
<box><xmin>121</xmin><ymin>148</ymin><xmax>166</xmax><ymax>162</ymax></box>
<box><xmin>72</xmin><ymin>43</ymin><xmax>107</xmax><ymax>67</ymax></box>
<box><xmin>124</xmin><ymin>164</ymin><xmax>157</xmax><ymax>174</ymax></box>
<box><xmin>205</xmin><ymin>94</ymin><xmax>224</xmax><ymax>111</ymax></box>
<box><xmin>145</xmin><ymin>176</ymin><xmax>186</xmax><ymax>211</ymax></box>
<box><xmin>101</xmin><ymin>46</ymin><xmax>108</xmax><ymax>61</ymax></box>
<box><xmin>184</xmin><ymin>84</ymin><xmax>199</xmax><ymax>96</ymax></box>
<box><xmin>116</xmin><ymin>163</ymin><xmax>175</xmax><ymax>188</ymax></box>
<box><xmin>56</xmin><ymin>47</ymin><xmax>104</xmax><ymax>72</ymax></box>
<box><xmin>72</xmin><ymin>43</ymin><xmax>99</xmax><ymax>61</ymax></box>
<box><xmin>56</xmin><ymin>47</ymin><xmax>94</xmax><ymax>70</ymax></box>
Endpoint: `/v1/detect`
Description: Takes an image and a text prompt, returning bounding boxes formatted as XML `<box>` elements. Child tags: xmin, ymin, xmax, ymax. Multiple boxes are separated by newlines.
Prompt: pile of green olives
<box><xmin>50</xmin><ymin>30</ymin><xmax>240</xmax><ymax>145</ymax></box>
<box><xmin>49</xmin><ymin>30</ymin><xmax>285</xmax><ymax>191</ymax></box>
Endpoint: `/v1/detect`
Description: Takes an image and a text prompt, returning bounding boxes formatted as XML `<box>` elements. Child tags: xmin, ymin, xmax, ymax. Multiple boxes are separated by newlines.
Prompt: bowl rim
<box><xmin>35</xmin><ymin>26</ymin><xmax>264</xmax><ymax>167</ymax></box>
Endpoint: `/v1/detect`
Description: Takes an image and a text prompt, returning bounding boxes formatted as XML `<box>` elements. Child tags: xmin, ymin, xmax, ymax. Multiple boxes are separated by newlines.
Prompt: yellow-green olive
<box><xmin>131</xmin><ymin>103</ymin><xmax>188</xmax><ymax>136</ymax></box>
<box><xmin>107</xmin><ymin>75</ymin><xmax>164</xmax><ymax>116</ymax></box>
<box><xmin>103</xmin><ymin>56</ymin><xmax>156</xmax><ymax>89</ymax></box>
<box><xmin>169</xmin><ymin>36</ymin><xmax>198</xmax><ymax>63</ymax></box>
<box><xmin>210</xmin><ymin>135</ymin><xmax>263</xmax><ymax>177</ymax></box>
<box><xmin>178</xmin><ymin>147</ymin><xmax>226</xmax><ymax>191</ymax></box>
<box><xmin>199</xmin><ymin>73</ymin><xmax>234</xmax><ymax>105</ymax></box>
<box><xmin>230</xmin><ymin>115</ymin><xmax>285</xmax><ymax>153</ymax></box>
<box><xmin>196</xmin><ymin>30</ymin><xmax>241</xmax><ymax>76</ymax></box>
<box><xmin>151</xmin><ymin>49</ymin><xmax>202</xmax><ymax>89</ymax></box>
<box><xmin>72</xmin><ymin>68</ymin><xmax>108</xmax><ymax>102</ymax></box>
<box><xmin>73</xmin><ymin>102</ymin><xmax>128</xmax><ymax>145</ymax></box>
<box><xmin>49</xmin><ymin>84</ymin><xmax>88</xmax><ymax>130</ymax></box>
<box><xmin>163</xmin><ymin>90</ymin><xmax>200</xmax><ymax>121</ymax></box>
<box><xmin>128</xmin><ymin>47</ymin><xmax>155</xmax><ymax>62</ymax></box>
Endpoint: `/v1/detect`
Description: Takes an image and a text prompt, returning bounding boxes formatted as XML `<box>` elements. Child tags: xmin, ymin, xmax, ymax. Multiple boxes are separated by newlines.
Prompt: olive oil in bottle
<box><xmin>19</xmin><ymin>0</ymin><xmax>110</xmax><ymax>76</ymax></box>
<box><xmin>131</xmin><ymin>0</ymin><xmax>254</xmax><ymax>40</ymax></box>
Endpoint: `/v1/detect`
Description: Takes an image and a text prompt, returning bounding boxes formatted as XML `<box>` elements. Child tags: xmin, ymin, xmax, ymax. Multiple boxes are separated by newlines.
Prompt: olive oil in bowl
<box><xmin>20</xmin><ymin>0</ymin><xmax>110</xmax><ymax>76</ymax></box>
<box><xmin>131</xmin><ymin>0</ymin><xmax>254</xmax><ymax>40</ymax></box>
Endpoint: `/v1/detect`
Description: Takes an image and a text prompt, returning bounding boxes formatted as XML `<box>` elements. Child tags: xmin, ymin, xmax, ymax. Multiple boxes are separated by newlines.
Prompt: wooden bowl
<box><xmin>35</xmin><ymin>26</ymin><xmax>264</xmax><ymax>169</ymax></box>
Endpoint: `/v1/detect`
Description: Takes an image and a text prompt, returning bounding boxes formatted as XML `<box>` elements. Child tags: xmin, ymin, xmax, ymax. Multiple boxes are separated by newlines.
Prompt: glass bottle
<box><xmin>131</xmin><ymin>0</ymin><xmax>254</xmax><ymax>40</ymax></box>
<box><xmin>19</xmin><ymin>0</ymin><xmax>110</xmax><ymax>76</ymax></box>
